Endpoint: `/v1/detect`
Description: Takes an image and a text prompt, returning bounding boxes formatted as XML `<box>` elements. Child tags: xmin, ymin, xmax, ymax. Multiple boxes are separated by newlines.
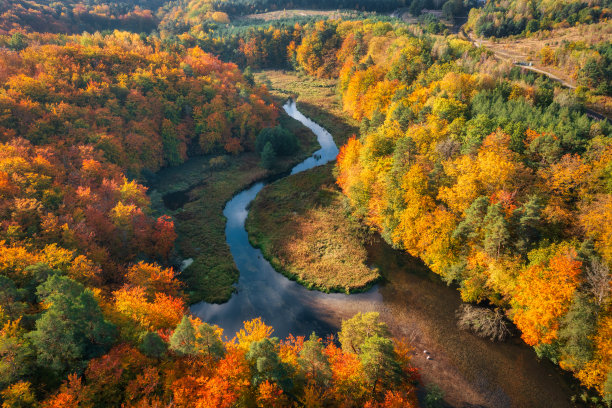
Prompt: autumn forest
<box><xmin>0</xmin><ymin>0</ymin><xmax>610</xmax><ymax>407</ymax></box>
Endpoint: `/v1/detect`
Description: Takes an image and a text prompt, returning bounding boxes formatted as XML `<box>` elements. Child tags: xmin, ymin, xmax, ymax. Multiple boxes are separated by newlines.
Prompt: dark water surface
<box><xmin>190</xmin><ymin>101</ymin><xmax>573</xmax><ymax>407</ymax></box>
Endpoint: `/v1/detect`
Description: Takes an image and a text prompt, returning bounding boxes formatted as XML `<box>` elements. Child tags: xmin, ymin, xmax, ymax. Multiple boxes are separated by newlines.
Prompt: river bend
<box><xmin>190</xmin><ymin>101</ymin><xmax>573</xmax><ymax>407</ymax></box>
<box><xmin>191</xmin><ymin>100</ymin><xmax>382</xmax><ymax>338</ymax></box>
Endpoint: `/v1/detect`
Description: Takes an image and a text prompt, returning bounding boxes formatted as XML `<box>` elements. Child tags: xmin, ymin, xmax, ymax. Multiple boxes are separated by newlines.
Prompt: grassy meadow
<box><xmin>238</xmin><ymin>9</ymin><xmax>371</xmax><ymax>22</ymax></box>
<box><xmin>246</xmin><ymin>164</ymin><xmax>380</xmax><ymax>293</ymax></box>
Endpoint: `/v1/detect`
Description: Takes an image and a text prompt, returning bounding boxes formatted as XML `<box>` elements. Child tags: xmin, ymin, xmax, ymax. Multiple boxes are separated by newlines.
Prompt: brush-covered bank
<box><xmin>246</xmin><ymin>164</ymin><xmax>380</xmax><ymax>293</ymax></box>
<box><xmin>149</xmin><ymin>108</ymin><xmax>319</xmax><ymax>303</ymax></box>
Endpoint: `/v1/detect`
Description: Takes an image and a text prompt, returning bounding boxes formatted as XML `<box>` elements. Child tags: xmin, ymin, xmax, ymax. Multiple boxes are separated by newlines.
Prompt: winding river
<box><xmin>191</xmin><ymin>100</ymin><xmax>382</xmax><ymax>337</ymax></box>
<box><xmin>190</xmin><ymin>101</ymin><xmax>574</xmax><ymax>407</ymax></box>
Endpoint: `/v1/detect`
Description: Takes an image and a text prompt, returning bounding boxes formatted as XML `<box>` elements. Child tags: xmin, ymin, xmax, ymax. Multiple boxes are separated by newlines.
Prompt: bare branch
<box><xmin>456</xmin><ymin>304</ymin><xmax>511</xmax><ymax>342</ymax></box>
<box><xmin>585</xmin><ymin>260</ymin><xmax>611</xmax><ymax>306</ymax></box>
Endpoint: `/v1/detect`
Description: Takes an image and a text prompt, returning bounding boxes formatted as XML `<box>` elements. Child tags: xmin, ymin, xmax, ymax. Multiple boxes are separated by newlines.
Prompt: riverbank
<box><xmin>149</xmin><ymin>109</ymin><xmax>319</xmax><ymax>303</ymax></box>
<box><xmin>181</xmin><ymin>100</ymin><xmax>576</xmax><ymax>407</ymax></box>
<box><xmin>149</xmin><ymin>69</ymin><xmax>353</xmax><ymax>304</ymax></box>
<box><xmin>246</xmin><ymin>164</ymin><xmax>380</xmax><ymax>293</ymax></box>
<box><xmin>245</xmin><ymin>165</ymin><xmax>575</xmax><ymax>407</ymax></box>
<box><xmin>238</xmin><ymin>97</ymin><xmax>577</xmax><ymax>407</ymax></box>
<box><xmin>307</xmin><ymin>237</ymin><xmax>575</xmax><ymax>407</ymax></box>
<box><xmin>255</xmin><ymin>70</ymin><xmax>359</xmax><ymax>146</ymax></box>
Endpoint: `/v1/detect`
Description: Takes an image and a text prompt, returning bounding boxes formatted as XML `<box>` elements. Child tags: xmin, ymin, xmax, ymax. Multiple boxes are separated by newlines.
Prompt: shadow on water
<box><xmin>190</xmin><ymin>101</ymin><xmax>575</xmax><ymax>408</ymax></box>
<box><xmin>190</xmin><ymin>99</ymin><xmax>367</xmax><ymax>338</ymax></box>
<box><xmin>368</xmin><ymin>239</ymin><xmax>575</xmax><ymax>408</ymax></box>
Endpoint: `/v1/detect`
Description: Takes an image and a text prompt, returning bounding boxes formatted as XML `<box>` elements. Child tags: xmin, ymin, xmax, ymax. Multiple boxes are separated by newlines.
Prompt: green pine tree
<box><xmin>28</xmin><ymin>275</ymin><xmax>115</xmax><ymax>375</ymax></box>
<box><xmin>169</xmin><ymin>316</ymin><xmax>196</xmax><ymax>356</ymax></box>
<box><xmin>261</xmin><ymin>141</ymin><xmax>276</xmax><ymax>169</ymax></box>
<box><xmin>298</xmin><ymin>332</ymin><xmax>331</xmax><ymax>386</ymax></box>
<box><xmin>139</xmin><ymin>331</ymin><xmax>167</xmax><ymax>359</ymax></box>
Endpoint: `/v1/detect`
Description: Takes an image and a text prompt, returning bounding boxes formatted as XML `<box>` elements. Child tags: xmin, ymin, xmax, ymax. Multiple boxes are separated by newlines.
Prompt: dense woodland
<box><xmin>467</xmin><ymin>0</ymin><xmax>611</xmax><ymax>37</ymax></box>
<box><xmin>0</xmin><ymin>0</ymin><xmax>610</xmax><ymax>406</ymax></box>
<box><xmin>0</xmin><ymin>0</ymin><xmax>163</xmax><ymax>34</ymax></box>
<box><xmin>2</xmin><ymin>0</ymin><xmax>610</xmax><ymax>36</ymax></box>
<box><xmin>314</xmin><ymin>19</ymin><xmax>612</xmax><ymax>402</ymax></box>
<box><xmin>0</xmin><ymin>24</ymin><xmax>418</xmax><ymax>408</ymax></box>
<box><xmin>0</xmin><ymin>30</ymin><xmax>279</xmax><ymax>291</ymax></box>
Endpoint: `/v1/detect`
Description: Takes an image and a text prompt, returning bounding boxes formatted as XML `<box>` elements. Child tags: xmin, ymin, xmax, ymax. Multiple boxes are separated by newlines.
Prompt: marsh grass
<box><xmin>246</xmin><ymin>164</ymin><xmax>380</xmax><ymax>293</ymax></box>
<box><xmin>150</xmin><ymin>110</ymin><xmax>319</xmax><ymax>304</ymax></box>
<box><xmin>254</xmin><ymin>69</ymin><xmax>359</xmax><ymax>146</ymax></box>
<box><xmin>246</xmin><ymin>70</ymin><xmax>374</xmax><ymax>292</ymax></box>
<box><xmin>150</xmin><ymin>69</ymin><xmax>356</xmax><ymax>303</ymax></box>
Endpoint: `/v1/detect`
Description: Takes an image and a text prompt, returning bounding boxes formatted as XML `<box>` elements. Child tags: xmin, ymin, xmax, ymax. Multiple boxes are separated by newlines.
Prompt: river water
<box><xmin>191</xmin><ymin>100</ymin><xmax>382</xmax><ymax>337</ymax></box>
<box><xmin>190</xmin><ymin>101</ymin><xmax>573</xmax><ymax>407</ymax></box>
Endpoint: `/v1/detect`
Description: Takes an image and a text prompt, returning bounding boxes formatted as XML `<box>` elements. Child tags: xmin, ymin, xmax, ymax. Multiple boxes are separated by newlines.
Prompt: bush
<box><xmin>456</xmin><ymin>304</ymin><xmax>511</xmax><ymax>342</ymax></box>
<box><xmin>424</xmin><ymin>383</ymin><xmax>445</xmax><ymax>408</ymax></box>
<box><xmin>256</xmin><ymin>126</ymin><xmax>299</xmax><ymax>156</ymax></box>
<box><xmin>8</xmin><ymin>33</ymin><xmax>28</xmax><ymax>51</ymax></box>
<box><xmin>139</xmin><ymin>331</ymin><xmax>167</xmax><ymax>358</ymax></box>
<box><xmin>208</xmin><ymin>155</ymin><xmax>230</xmax><ymax>171</ymax></box>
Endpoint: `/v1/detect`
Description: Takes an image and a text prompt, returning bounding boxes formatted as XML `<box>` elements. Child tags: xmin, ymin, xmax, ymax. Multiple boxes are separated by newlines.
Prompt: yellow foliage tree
<box><xmin>512</xmin><ymin>246</ymin><xmax>582</xmax><ymax>346</ymax></box>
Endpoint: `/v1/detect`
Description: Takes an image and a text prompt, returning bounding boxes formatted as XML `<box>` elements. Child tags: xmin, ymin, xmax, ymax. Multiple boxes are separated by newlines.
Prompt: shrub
<box><xmin>424</xmin><ymin>383</ymin><xmax>445</xmax><ymax>408</ymax></box>
<box><xmin>208</xmin><ymin>155</ymin><xmax>230</xmax><ymax>171</ymax></box>
<box><xmin>456</xmin><ymin>304</ymin><xmax>511</xmax><ymax>342</ymax></box>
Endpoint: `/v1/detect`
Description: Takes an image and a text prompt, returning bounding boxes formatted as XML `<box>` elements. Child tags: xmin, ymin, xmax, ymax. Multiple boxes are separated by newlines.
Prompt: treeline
<box><xmin>0</xmin><ymin>32</ymin><xmax>277</xmax><ymax>173</ymax></box>
<box><xmin>0</xmin><ymin>0</ymin><xmax>163</xmax><ymax>34</ymax></box>
<box><xmin>284</xmin><ymin>18</ymin><xmax>611</xmax><ymax>403</ymax></box>
<box><xmin>210</xmin><ymin>0</ymin><xmax>408</xmax><ymax>15</ymax></box>
<box><xmin>157</xmin><ymin>0</ymin><xmax>400</xmax><ymax>37</ymax></box>
<box><xmin>2</xmin><ymin>309</ymin><xmax>420</xmax><ymax>407</ymax></box>
<box><xmin>3</xmin><ymin>0</ymin><xmax>610</xmax><ymax>39</ymax></box>
<box><xmin>159</xmin><ymin>15</ymin><xmax>398</xmax><ymax>69</ymax></box>
<box><xmin>161</xmin><ymin>21</ymin><xmax>303</xmax><ymax>68</ymax></box>
<box><xmin>157</xmin><ymin>0</ymin><xmax>472</xmax><ymax>40</ymax></box>
<box><xmin>466</xmin><ymin>0</ymin><xmax>612</xmax><ymax>37</ymax></box>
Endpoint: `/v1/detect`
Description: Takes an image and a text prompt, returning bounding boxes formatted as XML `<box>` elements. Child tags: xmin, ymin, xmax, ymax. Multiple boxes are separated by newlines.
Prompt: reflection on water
<box><xmin>190</xmin><ymin>101</ymin><xmax>572</xmax><ymax>407</ymax></box>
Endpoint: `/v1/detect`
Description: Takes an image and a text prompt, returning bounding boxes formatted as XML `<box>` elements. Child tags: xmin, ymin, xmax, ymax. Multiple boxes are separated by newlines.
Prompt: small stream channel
<box><xmin>190</xmin><ymin>100</ymin><xmax>574</xmax><ymax>407</ymax></box>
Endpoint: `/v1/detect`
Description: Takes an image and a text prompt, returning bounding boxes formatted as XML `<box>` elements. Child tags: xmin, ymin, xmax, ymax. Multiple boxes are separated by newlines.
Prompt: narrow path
<box><xmin>467</xmin><ymin>33</ymin><xmax>610</xmax><ymax>122</ymax></box>
<box><xmin>469</xmin><ymin>35</ymin><xmax>575</xmax><ymax>88</ymax></box>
